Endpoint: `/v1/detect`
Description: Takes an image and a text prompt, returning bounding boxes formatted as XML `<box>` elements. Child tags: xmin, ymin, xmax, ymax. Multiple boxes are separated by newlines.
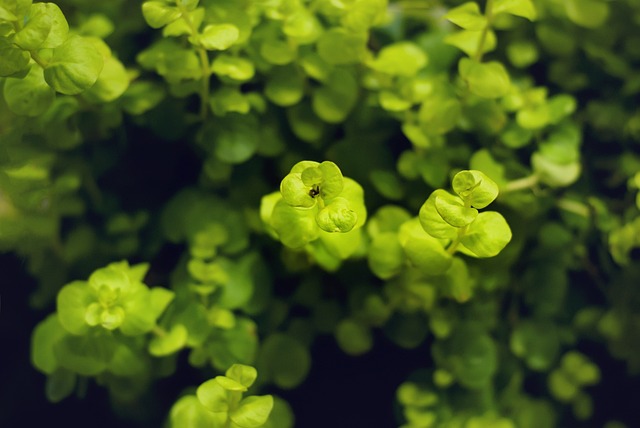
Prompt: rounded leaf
<box><xmin>316</xmin><ymin>197</ymin><xmax>357</xmax><ymax>233</ymax></box>
<box><xmin>142</xmin><ymin>1</ymin><xmax>182</xmax><ymax>29</ymax></box>
<box><xmin>57</xmin><ymin>281</ymin><xmax>93</xmax><ymax>335</ymax></box>
<box><xmin>452</xmin><ymin>170</ymin><xmax>499</xmax><ymax>209</ymax></box>
<box><xmin>149</xmin><ymin>324</ymin><xmax>188</xmax><ymax>356</ymax></box>
<box><xmin>460</xmin><ymin>211</ymin><xmax>512</xmax><ymax>257</ymax></box>
<box><xmin>434</xmin><ymin>193</ymin><xmax>478</xmax><ymax>227</ymax></box>
<box><xmin>280</xmin><ymin>173</ymin><xmax>315</xmax><ymax>208</ymax></box>
<box><xmin>459</xmin><ymin>58</ymin><xmax>511</xmax><ymax>99</ymax></box>
<box><xmin>399</xmin><ymin>218</ymin><xmax>452</xmax><ymax>275</ymax></box>
<box><xmin>197</xmin><ymin>378</ymin><xmax>230</xmax><ymax>412</ymax></box>
<box><xmin>170</xmin><ymin>395</ymin><xmax>221</xmax><ymax>428</ymax></box>
<box><xmin>0</xmin><ymin>37</ymin><xmax>30</xmax><ymax>77</ymax></box>
<box><xmin>44</xmin><ymin>35</ymin><xmax>105</xmax><ymax>95</ymax></box>
<box><xmin>258</xmin><ymin>333</ymin><xmax>311</xmax><ymax>389</ymax></box>
<box><xmin>419</xmin><ymin>190</ymin><xmax>459</xmax><ymax>240</ymax></box>
<box><xmin>200</xmin><ymin>23</ymin><xmax>239</xmax><ymax>50</ymax></box>
<box><xmin>226</xmin><ymin>364</ymin><xmax>258</xmax><ymax>389</ymax></box>
<box><xmin>3</xmin><ymin>65</ymin><xmax>55</xmax><ymax>116</ymax></box>
<box><xmin>31</xmin><ymin>314</ymin><xmax>67</xmax><ymax>374</ymax></box>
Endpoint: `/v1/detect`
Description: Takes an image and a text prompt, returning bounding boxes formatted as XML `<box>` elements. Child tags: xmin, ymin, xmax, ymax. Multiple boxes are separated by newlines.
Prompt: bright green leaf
<box><xmin>399</xmin><ymin>218</ymin><xmax>452</xmax><ymax>275</ymax></box>
<box><xmin>226</xmin><ymin>364</ymin><xmax>258</xmax><ymax>389</ymax></box>
<box><xmin>0</xmin><ymin>37</ymin><xmax>30</xmax><ymax>77</ymax></box>
<box><xmin>459</xmin><ymin>58</ymin><xmax>511</xmax><ymax>99</ymax></box>
<box><xmin>149</xmin><ymin>324</ymin><xmax>188</xmax><ymax>356</ymax></box>
<box><xmin>3</xmin><ymin>65</ymin><xmax>55</xmax><ymax>116</ymax></box>
<box><xmin>44</xmin><ymin>35</ymin><xmax>104</xmax><ymax>94</ymax></box>
<box><xmin>200</xmin><ymin>23</ymin><xmax>239</xmax><ymax>50</ymax></box>
<box><xmin>230</xmin><ymin>395</ymin><xmax>274</xmax><ymax>428</ymax></box>
<box><xmin>445</xmin><ymin>2</ymin><xmax>488</xmax><ymax>30</ymax></box>
<box><xmin>434</xmin><ymin>192</ymin><xmax>478</xmax><ymax>227</ymax></box>
<box><xmin>368</xmin><ymin>42</ymin><xmax>428</xmax><ymax>76</ymax></box>
<box><xmin>452</xmin><ymin>170</ymin><xmax>499</xmax><ymax>208</ymax></box>
<box><xmin>142</xmin><ymin>1</ymin><xmax>182</xmax><ymax>29</ymax></box>
<box><xmin>460</xmin><ymin>211</ymin><xmax>512</xmax><ymax>257</ymax></box>
<box><xmin>493</xmin><ymin>0</ymin><xmax>537</xmax><ymax>21</ymax></box>
<box><xmin>197</xmin><ymin>378</ymin><xmax>230</xmax><ymax>412</ymax></box>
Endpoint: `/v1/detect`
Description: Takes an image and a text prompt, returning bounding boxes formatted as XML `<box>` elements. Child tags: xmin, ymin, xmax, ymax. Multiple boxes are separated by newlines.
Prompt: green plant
<box><xmin>2</xmin><ymin>0</ymin><xmax>639</xmax><ymax>426</ymax></box>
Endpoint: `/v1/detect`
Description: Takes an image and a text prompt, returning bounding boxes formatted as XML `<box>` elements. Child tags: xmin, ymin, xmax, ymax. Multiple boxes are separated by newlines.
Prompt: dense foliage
<box><xmin>1</xmin><ymin>0</ymin><xmax>639</xmax><ymax>426</ymax></box>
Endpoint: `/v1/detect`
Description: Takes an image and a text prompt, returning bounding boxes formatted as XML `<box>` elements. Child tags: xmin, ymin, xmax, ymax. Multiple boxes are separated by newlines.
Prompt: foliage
<box><xmin>1</xmin><ymin>0</ymin><xmax>639</xmax><ymax>426</ymax></box>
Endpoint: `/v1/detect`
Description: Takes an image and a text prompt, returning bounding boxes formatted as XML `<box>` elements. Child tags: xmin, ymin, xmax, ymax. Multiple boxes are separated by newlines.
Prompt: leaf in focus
<box><xmin>459</xmin><ymin>58</ymin><xmax>510</xmax><ymax>99</ymax></box>
<box><xmin>316</xmin><ymin>197</ymin><xmax>357</xmax><ymax>233</ymax></box>
<box><xmin>399</xmin><ymin>218</ymin><xmax>452</xmax><ymax>275</ymax></box>
<box><xmin>434</xmin><ymin>192</ymin><xmax>478</xmax><ymax>227</ymax></box>
<box><xmin>230</xmin><ymin>395</ymin><xmax>274</xmax><ymax>428</ymax></box>
<box><xmin>44</xmin><ymin>35</ymin><xmax>104</xmax><ymax>94</ymax></box>
<box><xmin>452</xmin><ymin>170</ymin><xmax>499</xmax><ymax>208</ymax></box>
<box><xmin>197</xmin><ymin>378</ymin><xmax>230</xmax><ymax>412</ymax></box>
<box><xmin>14</xmin><ymin>2</ymin><xmax>68</xmax><ymax>51</ymax></box>
<box><xmin>142</xmin><ymin>1</ymin><xmax>182</xmax><ymax>29</ymax></box>
<box><xmin>419</xmin><ymin>190</ymin><xmax>459</xmax><ymax>240</ymax></box>
<box><xmin>3</xmin><ymin>65</ymin><xmax>55</xmax><ymax>116</ymax></box>
<box><xmin>200</xmin><ymin>23</ymin><xmax>239</xmax><ymax>50</ymax></box>
<box><xmin>0</xmin><ymin>37</ymin><xmax>30</xmax><ymax>77</ymax></box>
<box><xmin>460</xmin><ymin>211</ymin><xmax>512</xmax><ymax>257</ymax></box>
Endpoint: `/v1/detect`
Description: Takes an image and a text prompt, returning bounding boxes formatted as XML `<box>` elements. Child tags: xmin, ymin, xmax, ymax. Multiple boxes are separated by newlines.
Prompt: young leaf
<box><xmin>197</xmin><ymin>378</ymin><xmax>230</xmax><ymax>412</ymax></box>
<box><xmin>445</xmin><ymin>2</ymin><xmax>488</xmax><ymax>30</ymax></box>
<box><xmin>14</xmin><ymin>2</ymin><xmax>68</xmax><ymax>50</ymax></box>
<box><xmin>44</xmin><ymin>35</ymin><xmax>104</xmax><ymax>94</ymax></box>
<box><xmin>399</xmin><ymin>218</ymin><xmax>452</xmax><ymax>275</ymax></box>
<box><xmin>460</xmin><ymin>211</ymin><xmax>512</xmax><ymax>257</ymax></box>
<box><xmin>493</xmin><ymin>0</ymin><xmax>537</xmax><ymax>21</ymax></box>
<box><xmin>434</xmin><ymin>192</ymin><xmax>478</xmax><ymax>227</ymax></box>
<box><xmin>419</xmin><ymin>190</ymin><xmax>459</xmax><ymax>240</ymax></box>
<box><xmin>316</xmin><ymin>197</ymin><xmax>357</xmax><ymax>233</ymax></box>
<box><xmin>56</xmin><ymin>281</ymin><xmax>92</xmax><ymax>335</ymax></box>
<box><xmin>149</xmin><ymin>324</ymin><xmax>188</xmax><ymax>356</ymax></box>
<box><xmin>452</xmin><ymin>170</ymin><xmax>499</xmax><ymax>208</ymax></box>
<box><xmin>142</xmin><ymin>1</ymin><xmax>182</xmax><ymax>29</ymax></box>
<box><xmin>445</xmin><ymin>29</ymin><xmax>496</xmax><ymax>57</ymax></box>
<box><xmin>226</xmin><ymin>364</ymin><xmax>258</xmax><ymax>389</ymax></box>
<box><xmin>368</xmin><ymin>42</ymin><xmax>428</xmax><ymax>76</ymax></box>
<box><xmin>230</xmin><ymin>395</ymin><xmax>274</xmax><ymax>428</ymax></box>
<box><xmin>170</xmin><ymin>395</ymin><xmax>221</xmax><ymax>428</ymax></box>
<box><xmin>200</xmin><ymin>24</ymin><xmax>239</xmax><ymax>50</ymax></box>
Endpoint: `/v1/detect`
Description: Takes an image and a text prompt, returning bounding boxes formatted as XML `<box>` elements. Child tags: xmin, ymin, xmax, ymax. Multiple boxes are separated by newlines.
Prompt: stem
<box><xmin>556</xmin><ymin>198</ymin><xmax>591</xmax><ymax>218</ymax></box>
<box><xmin>152</xmin><ymin>326</ymin><xmax>166</xmax><ymax>337</ymax></box>
<box><xmin>502</xmin><ymin>174</ymin><xmax>539</xmax><ymax>193</ymax></box>
<box><xmin>176</xmin><ymin>1</ymin><xmax>211</xmax><ymax>120</ymax></box>
<box><xmin>473</xmin><ymin>0</ymin><xmax>495</xmax><ymax>62</ymax></box>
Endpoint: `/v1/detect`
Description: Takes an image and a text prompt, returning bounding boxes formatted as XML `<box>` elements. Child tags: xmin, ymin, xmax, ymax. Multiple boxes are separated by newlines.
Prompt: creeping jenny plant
<box><xmin>1</xmin><ymin>0</ymin><xmax>638</xmax><ymax>426</ymax></box>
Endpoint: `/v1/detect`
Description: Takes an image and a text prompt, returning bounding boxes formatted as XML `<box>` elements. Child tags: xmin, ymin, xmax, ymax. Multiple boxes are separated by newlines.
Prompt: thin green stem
<box><xmin>473</xmin><ymin>0</ymin><xmax>495</xmax><ymax>62</ymax></box>
<box><xmin>152</xmin><ymin>326</ymin><xmax>167</xmax><ymax>337</ymax></box>
<box><xmin>176</xmin><ymin>1</ymin><xmax>211</xmax><ymax>120</ymax></box>
<box><xmin>502</xmin><ymin>174</ymin><xmax>539</xmax><ymax>193</ymax></box>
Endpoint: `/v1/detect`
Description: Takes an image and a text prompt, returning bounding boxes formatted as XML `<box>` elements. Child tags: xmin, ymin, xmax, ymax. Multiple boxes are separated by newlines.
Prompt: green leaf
<box><xmin>149</xmin><ymin>324</ymin><xmax>188</xmax><ymax>356</ymax></box>
<box><xmin>434</xmin><ymin>192</ymin><xmax>478</xmax><ymax>227</ymax></box>
<box><xmin>317</xmin><ymin>161</ymin><xmax>344</xmax><ymax>199</ymax></box>
<box><xmin>317</xmin><ymin>28</ymin><xmax>367</xmax><ymax>65</ymax></box>
<box><xmin>316</xmin><ymin>197</ymin><xmax>357</xmax><ymax>233</ymax></box>
<box><xmin>44</xmin><ymin>35</ymin><xmax>104</xmax><ymax>94</ymax></box>
<box><xmin>270</xmin><ymin>200</ymin><xmax>319</xmax><ymax>248</ymax></box>
<box><xmin>565</xmin><ymin>0</ymin><xmax>609</xmax><ymax>29</ymax></box>
<box><xmin>262</xmin><ymin>397</ymin><xmax>294</xmax><ymax>428</ymax></box>
<box><xmin>108</xmin><ymin>342</ymin><xmax>145</xmax><ymax>376</ymax></box>
<box><xmin>56</xmin><ymin>281</ymin><xmax>92</xmax><ymax>335</ymax></box>
<box><xmin>142</xmin><ymin>1</ymin><xmax>182</xmax><ymax>29</ymax></box>
<box><xmin>368</xmin><ymin>42</ymin><xmax>428</xmax><ymax>76</ymax></box>
<box><xmin>3</xmin><ymin>65</ymin><xmax>55</xmax><ymax>116</ymax></box>
<box><xmin>265</xmin><ymin>64</ymin><xmax>305</xmax><ymax>107</ymax></box>
<box><xmin>260</xmin><ymin>39</ymin><xmax>296</xmax><ymax>65</ymax></box>
<box><xmin>211</xmin><ymin>114</ymin><xmax>260</xmax><ymax>163</ymax></box>
<box><xmin>419</xmin><ymin>190</ymin><xmax>459</xmax><ymax>240</ymax></box>
<box><xmin>399</xmin><ymin>218</ymin><xmax>452</xmax><ymax>275</ymax></box>
<box><xmin>531</xmin><ymin>153</ymin><xmax>581</xmax><ymax>187</ymax></box>
<box><xmin>170</xmin><ymin>395</ymin><xmax>221</xmax><ymax>427</ymax></box>
<box><xmin>335</xmin><ymin>319</ymin><xmax>373</xmax><ymax>355</ymax></box>
<box><xmin>197</xmin><ymin>378</ymin><xmax>230</xmax><ymax>412</ymax></box>
<box><xmin>215</xmin><ymin>375</ymin><xmax>248</xmax><ymax>392</ymax></box>
<box><xmin>45</xmin><ymin>369</ymin><xmax>76</xmax><ymax>403</ymax></box>
<box><xmin>312</xmin><ymin>68</ymin><xmax>358</xmax><ymax>123</ymax></box>
<box><xmin>0</xmin><ymin>37</ymin><xmax>30</xmax><ymax>77</ymax></box>
<box><xmin>459</xmin><ymin>58</ymin><xmax>510</xmax><ymax>99</ymax></box>
<box><xmin>510</xmin><ymin>320</ymin><xmax>560</xmax><ymax>371</ymax></box>
<box><xmin>211</xmin><ymin>54</ymin><xmax>254</xmax><ymax>81</ymax></box>
<box><xmin>280</xmin><ymin>173</ymin><xmax>316</xmax><ymax>208</ymax></box>
<box><xmin>231</xmin><ymin>395</ymin><xmax>274</xmax><ymax>428</ymax></box>
<box><xmin>445</xmin><ymin>29</ymin><xmax>496</xmax><ymax>57</ymax></box>
<box><xmin>53</xmin><ymin>332</ymin><xmax>115</xmax><ymax>376</ymax></box>
<box><xmin>452</xmin><ymin>170</ymin><xmax>499</xmax><ymax>208</ymax></box>
<box><xmin>493</xmin><ymin>0</ymin><xmax>537</xmax><ymax>21</ymax></box>
<box><xmin>31</xmin><ymin>314</ymin><xmax>66</xmax><ymax>374</ymax></box>
<box><xmin>460</xmin><ymin>211</ymin><xmax>512</xmax><ymax>257</ymax></box>
<box><xmin>14</xmin><ymin>2</ymin><xmax>68</xmax><ymax>50</ymax></box>
<box><xmin>368</xmin><ymin>232</ymin><xmax>405</xmax><ymax>279</ymax></box>
<box><xmin>445</xmin><ymin>2</ymin><xmax>488</xmax><ymax>30</ymax></box>
<box><xmin>83</xmin><ymin>55</ymin><xmax>129</xmax><ymax>103</ymax></box>
<box><xmin>258</xmin><ymin>333</ymin><xmax>311</xmax><ymax>389</ymax></box>
<box><xmin>200</xmin><ymin>23</ymin><xmax>239</xmax><ymax>50</ymax></box>
<box><xmin>226</xmin><ymin>364</ymin><xmax>258</xmax><ymax>389</ymax></box>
